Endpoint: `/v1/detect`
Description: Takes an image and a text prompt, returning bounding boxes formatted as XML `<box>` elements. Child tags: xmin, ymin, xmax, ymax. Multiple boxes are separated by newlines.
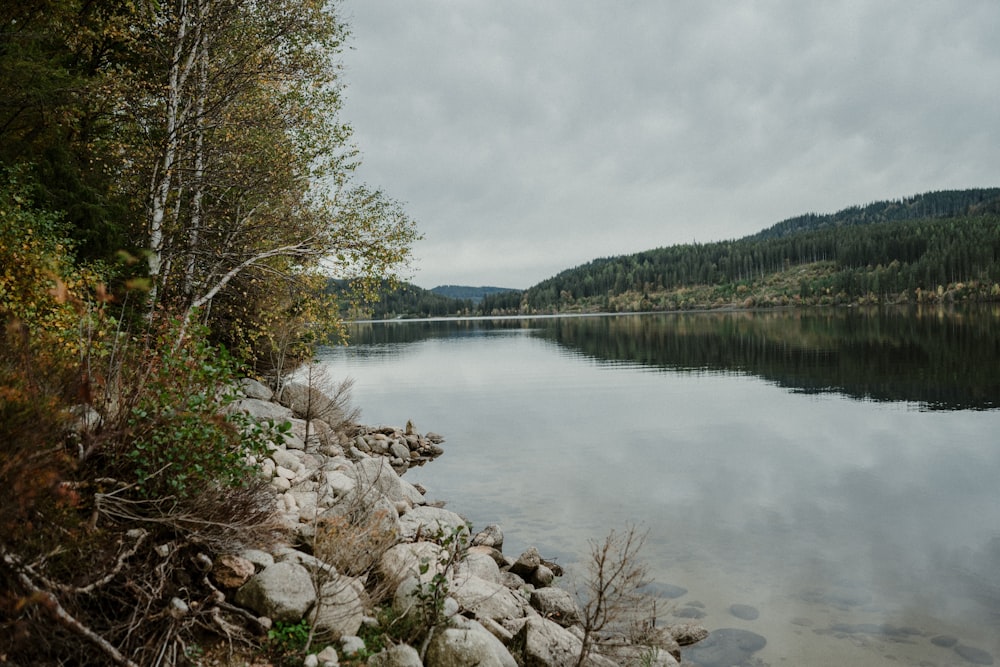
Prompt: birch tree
<box><xmin>126</xmin><ymin>0</ymin><xmax>417</xmax><ymax>347</ymax></box>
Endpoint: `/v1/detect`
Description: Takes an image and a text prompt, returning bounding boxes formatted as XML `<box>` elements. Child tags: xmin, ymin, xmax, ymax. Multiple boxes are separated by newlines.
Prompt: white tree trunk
<box><xmin>148</xmin><ymin>0</ymin><xmax>201</xmax><ymax>310</ymax></box>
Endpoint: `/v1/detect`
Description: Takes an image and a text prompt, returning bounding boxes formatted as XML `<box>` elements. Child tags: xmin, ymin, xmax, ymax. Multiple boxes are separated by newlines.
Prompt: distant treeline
<box><xmin>430</xmin><ymin>285</ymin><xmax>518</xmax><ymax>303</ymax></box>
<box><xmin>342</xmin><ymin>188</ymin><xmax>1000</xmax><ymax>318</ymax></box>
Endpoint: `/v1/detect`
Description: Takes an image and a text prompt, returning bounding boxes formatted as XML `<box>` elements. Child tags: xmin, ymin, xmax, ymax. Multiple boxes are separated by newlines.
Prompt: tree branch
<box><xmin>2</xmin><ymin>550</ymin><xmax>140</xmax><ymax>667</ymax></box>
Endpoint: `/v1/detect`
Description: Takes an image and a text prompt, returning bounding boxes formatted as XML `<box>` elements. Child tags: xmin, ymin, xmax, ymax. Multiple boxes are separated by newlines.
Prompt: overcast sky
<box><xmin>338</xmin><ymin>1</ymin><xmax>1000</xmax><ymax>290</ymax></box>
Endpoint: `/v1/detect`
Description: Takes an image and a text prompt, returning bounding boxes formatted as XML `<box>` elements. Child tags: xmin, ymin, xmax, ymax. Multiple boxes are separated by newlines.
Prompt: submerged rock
<box><xmin>672</xmin><ymin>605</ymin><xmax>706</xmax><ymax>620</ymax></box>
<box><xmin>729</xmin><ymin>603</ymin><xmax>759</xmax><ymax>620</ymax></box>
<box><xmin>683</xmin><ymin>628</ymin><xmax>766</xmax><ymax>667</ymax></box>
<box><xmin>954</xmin><ymin>644</ymin><xmax>995</xmax><ymax>665</ymax></box>
<box><xmin>931</xmin><ymin>634</ymin><xmax>959</xmax><ymax>647</ymax></box>
<box><xmin>641</xmin><ymin>582</ymin><xmax>688</xmax><ymax>599</ymax></box>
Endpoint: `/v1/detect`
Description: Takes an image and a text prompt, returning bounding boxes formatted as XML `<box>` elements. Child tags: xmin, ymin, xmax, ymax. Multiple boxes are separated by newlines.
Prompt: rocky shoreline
<box><xmin>216</xmin><ymin>378</ymin><xmax>711</xmax><ymax>666</ymax></box>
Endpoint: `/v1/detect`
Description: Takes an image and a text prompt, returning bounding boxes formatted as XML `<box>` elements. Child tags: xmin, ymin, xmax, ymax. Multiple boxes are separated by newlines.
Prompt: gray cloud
<box><xmin>339</xmin><ymin>0</ymin><xmax>1000</xmax><ymax>288</ymax></box>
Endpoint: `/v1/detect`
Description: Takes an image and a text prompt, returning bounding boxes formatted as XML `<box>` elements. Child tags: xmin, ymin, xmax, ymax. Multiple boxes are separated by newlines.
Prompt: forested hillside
<box><xmin>518</xmin><ymin>189</ymin><xmax>1000</xmax><ymax>313</ymax></box>
<box><xmin>754</xmin><ymin>188</ymin><xmax>1000</xmax><ymax>240</ymax></box>
<box><xmin>330</xmin><ymin>280</ymin><xmax>476</xmax><ymax>318</ymax></box>
<box><xmin>431</xmin><ymin>285</ymin><xmax>518</xmax><ymax>303</ymax></box>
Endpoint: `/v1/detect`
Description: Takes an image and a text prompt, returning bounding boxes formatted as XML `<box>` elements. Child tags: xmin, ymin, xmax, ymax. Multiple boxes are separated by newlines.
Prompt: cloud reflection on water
<box><xmin>320</xmin><ymin>312</ymin><xmax>1000</xmax><ymax>661</ymax></box>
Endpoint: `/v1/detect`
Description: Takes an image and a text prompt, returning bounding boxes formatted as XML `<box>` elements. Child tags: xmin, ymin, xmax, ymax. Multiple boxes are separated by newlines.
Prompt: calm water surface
<box><xmin>317</xmin><ymin>307</ymin><xmax>1000</xmax><ymax>667</ymax></box>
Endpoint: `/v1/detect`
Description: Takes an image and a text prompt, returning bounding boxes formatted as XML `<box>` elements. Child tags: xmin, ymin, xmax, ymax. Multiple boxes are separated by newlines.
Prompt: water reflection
<box><xmin>327</xmin><ymin>307</ymin><xmax>1000</xmax><ymax>665</ymax></box>
<box><xmin>529</xmin><ymin>306</ymin><xmax>1000</xmax><ymax>410</ymax></box>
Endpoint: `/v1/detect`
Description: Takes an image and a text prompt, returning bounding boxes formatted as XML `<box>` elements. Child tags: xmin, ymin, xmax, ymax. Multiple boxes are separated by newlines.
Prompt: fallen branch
<box><xmin>3</xmin><ymin>550</ymin><xmax>139</xmax><ymax>667</ymax></box>
<box><xmin>36</xmin><ymin>529</ymin><xmax>148</xmax><ymax>595</ymax></box>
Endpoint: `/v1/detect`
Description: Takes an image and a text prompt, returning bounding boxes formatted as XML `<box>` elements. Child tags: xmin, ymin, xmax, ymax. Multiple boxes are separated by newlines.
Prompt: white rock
<box><xmin>425</xmin><ymin>616</ymin><xmax>518</xmax><ymax>667</ymax></box>
<box><xmin>271</xmin><ymin>476</ymin><xmax>291</xmax><ymax>492</ymax></box>
<box><xmin>316</xmin><ymin>645</ymin><xmax>339</xmax><ymax>666</ymax></box>
<box><xmin>237</xmin><ymin>378</ymin><xmax>273</xmax><ymax>401</ymax></box>
<box><xmin>234</xmin><ymin>561</ymin><xmax>315</xmax><ymax>624</ymax></box>
<box><xmin>270</xmin><ymin>448</ymin><xmax>302</xmax><ymax>471</ymax></box>
<box><xmin>284</xmin><ymin>433</ymin><xmax>306</xmax><ymax>451</ymax></box>
<box><xmin>456</xmin><ymin>548</ymin><xmax>502</xmax><ymax>584</ymax></box>
<box><xmin>449</xmin><ymin>572</ymin><xmax>528</xmax><ymax>622</ymax></box>
<box><xmin>367</xmin><ymin>644</ymin><xmax>421</xmax><ymax>667</ymax></box>
<box><xmin>239</xmin><ymin>549</ymin><xmax>274</xmax><ymax>571</ymax></box>
<box><xmin>340</xmin><ymin>635</ymin><xmax>365</xmax><ymax>656</ymax></box>
<box><xmin>398</xmin><ymin>505</ymin><xmax>469</xmax><ymax>542</ymax></box>
<box><xmin>322</xmin><ymin>471</ymin><xmax>355</xmax><ymax>498</ymax></box>
<box><xmin>310</xmin><ymin>575</ymin><xmax>364</xmax><ymax>639</ymax></box>
<box><xmin>228</xmin><ymin>398</ymin><xmax>293</xmax><ymax>424</ymax></box>
<box><xmin>379</xmin><ymin>542</ymin><xmax>444</xmax><ymax>585</ymax></box>
<box><xmin>289</xmin><ymin>490</ymin><xmax>318</xmax><ymax>522</ymax></box>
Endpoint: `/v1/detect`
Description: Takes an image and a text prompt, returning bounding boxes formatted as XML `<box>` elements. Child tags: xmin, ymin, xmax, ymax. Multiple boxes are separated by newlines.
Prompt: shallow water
<box><xmin>317</xmin><ymin>308</ymin><xmax>1000</xmax><ymax>666</ymax></box>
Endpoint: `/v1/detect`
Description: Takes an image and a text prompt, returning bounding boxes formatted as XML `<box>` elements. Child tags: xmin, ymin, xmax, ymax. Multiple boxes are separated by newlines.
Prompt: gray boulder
<box><xmin>389</xmin><ymin>441</ymin><xmax>410</xmax><ymax>461</ymax></box>
<box><xmin>367</xmin><ymin>643</ymin><xmax>422</xmax><ymax>667</ymax></box>
<box><xmin>455</xmin><ymin>548</ymin><xmax>502</xmax><ymax>584</ymax></box>
<box><xmin>528</xmin><ymin>588</ymin><xmax>580</xmax><ymax>626</ymax></box>
<box><xmin>320</xmin><ymin>494</ymin><xmax>401</xmax><ymax>545</ymax></box>
<box><xmin>235</xmin><ymin>561</ymin><xmax>315</xmax><ymax>623</ymax></box>
<box><xmin>352</xmin><ymin>457</ymin><xmax>425</xmax><ymax>507</ymax></box>
<box><xmin>310</xmin><ymin>575</ymin><xmax>365</xmax><ymax>639</ymax></box>
<box><xmin>511</xmin><ymin>616</ymin><xmax>619</xmax><ymax>667</ymax></box>
<box><xmin>449</xmin><ymin>572</ymin><xmax>527</xmax><ymax>622</ymax></box>
<box><xmin>472</xmin><ymin>524</ymin><xmax>504</xmax><ymax>550</ymax></box>
<box><xmin>509</xmin><ymin>547</ymin><xmax>542</xmax><ymax>579</ymax></box>
<box><xmin>239</xmin><ymin>548</ymin><xmax>275</xmax><ymax>572</ymax></box>
<box><xmin>380</xmin><ymin>542</ymin><xmax>445</xmax><ymax>587</ymax></box>
<box><xmin>270</xmin><ymin>447</ymin><xmax>303</xmax><ymax>472</ymax></box>
<box><xmin>398</xmin><ymin>505</ymin><xmax>469</xmax><ymax>542</ymax></box>
<box><xmin>237</xmin><ymin>378</ymin><xmax>273</xmax><ymax>401</ymax></box>
<box><xmin>531</xmin><ymin>564</ymin><xmax>555</xmax><ymax>588</ymax></box>
<box><xmin>291</xmin><ymin>417</ymin><xmax>335</xmax><ymax>448</ymax></box>
<box><xmin>277</xmin><ymin>382</ymin><xmax>345</xmax><ymax>428</ymax></box>
<box><xmin>229</xmin><ymin>397</ymin><xmax>294</xmax><ymax>424</ymax></box>
<box><xmin>424</xmin><ymin>616</ymin><xmax>519</xmax><ymax>667</ymax></box>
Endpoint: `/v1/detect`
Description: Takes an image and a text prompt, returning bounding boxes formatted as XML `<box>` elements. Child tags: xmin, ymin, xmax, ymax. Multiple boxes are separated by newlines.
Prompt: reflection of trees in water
<box><xmin>532</xmin><ymin>306</ymin><xmax>1000</xmax><ymax>411</ymax></box>
<box><xmin>343</xmin><ymin>318</ymin><xmax>533</xmax><ymax>346</ymax></box>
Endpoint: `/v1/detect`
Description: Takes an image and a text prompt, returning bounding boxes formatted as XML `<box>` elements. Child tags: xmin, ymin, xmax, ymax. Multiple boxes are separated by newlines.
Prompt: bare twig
<box><xmin>3</xmin><ymin>550</ymin><xmax>140</xmax><ymax>667</ymax></box>
<box><xmin>5</xmin><ymin>529</ymin><xmax>148</xmax><ymax>595</ymax></box>
<box><xmin>575</xmin><ymin>524</ymin><xmax>651</xmax><ymax>667</ymax></box>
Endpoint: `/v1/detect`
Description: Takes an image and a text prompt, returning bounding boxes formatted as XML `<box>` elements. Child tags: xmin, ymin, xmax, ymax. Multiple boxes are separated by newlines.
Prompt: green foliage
<box><xmin>267</xmin><ymin>620</ymin><xmax>314</xmax><ymax>664</ymax></box>
<box><xmin>120</xmin><ymin>322</ymin><xmax>268</xmax><ymax>498</ymax></box>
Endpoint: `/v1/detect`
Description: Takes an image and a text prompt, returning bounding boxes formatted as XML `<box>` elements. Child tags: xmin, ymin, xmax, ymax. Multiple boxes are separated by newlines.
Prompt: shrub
<box><xmin>113</xmin><ymin>321</ymin><xmax>268</xmax><ymax>498</ymax></box>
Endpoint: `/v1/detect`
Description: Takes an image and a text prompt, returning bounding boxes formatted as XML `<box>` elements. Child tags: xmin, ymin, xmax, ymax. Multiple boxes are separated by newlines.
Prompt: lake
<box><xmin>316</xmin><ymin>306</ymin><xmax>1000</xmax><ymax>667</ymax></box>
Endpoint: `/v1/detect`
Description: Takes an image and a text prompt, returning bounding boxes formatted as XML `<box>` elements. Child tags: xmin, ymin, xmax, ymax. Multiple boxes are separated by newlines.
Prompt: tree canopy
<box><xmin>0</xmin><ymin>0</ymin><xmax>419</xmax><ymax>366</ymax></box>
